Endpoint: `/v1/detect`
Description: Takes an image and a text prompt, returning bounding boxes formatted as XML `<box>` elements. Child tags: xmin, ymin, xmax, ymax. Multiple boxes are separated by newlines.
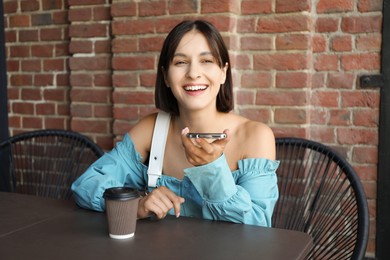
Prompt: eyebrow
<box><xmin>173</xmin><ymin>51</ymin><xmax>214</xmax><ymax>58</ymax></box>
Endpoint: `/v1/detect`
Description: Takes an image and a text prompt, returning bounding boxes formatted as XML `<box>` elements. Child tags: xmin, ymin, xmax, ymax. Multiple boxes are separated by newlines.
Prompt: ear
<box><xmin>220</xmin><ymin>62</ymin><xmax>228</xmax><ymax>84</ymax></box>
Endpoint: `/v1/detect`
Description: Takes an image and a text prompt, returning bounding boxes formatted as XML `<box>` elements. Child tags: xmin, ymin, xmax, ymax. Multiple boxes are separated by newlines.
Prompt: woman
<box><xmin>71</xmin><ymin>20</ymin><xmax>279</xmax><ymax>227</ymax></box>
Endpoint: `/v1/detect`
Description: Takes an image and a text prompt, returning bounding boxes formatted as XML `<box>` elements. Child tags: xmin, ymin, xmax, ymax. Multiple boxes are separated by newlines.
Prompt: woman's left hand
<box><xmin>181</xmin><ymin>127</ymin><xmax>230</xmax><ymax>166</ymax></box>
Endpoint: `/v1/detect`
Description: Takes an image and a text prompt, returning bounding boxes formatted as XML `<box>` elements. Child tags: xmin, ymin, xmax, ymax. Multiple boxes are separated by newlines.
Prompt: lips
<box><xmin>183</xmin><ymin>85</ymin><xmax>208</xmax><ymax>91</ymax></box>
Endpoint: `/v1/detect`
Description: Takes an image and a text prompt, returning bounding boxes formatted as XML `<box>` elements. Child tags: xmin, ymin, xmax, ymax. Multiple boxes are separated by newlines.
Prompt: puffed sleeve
<box><xmin>184</xmin><ymin>154</ymin><xmax>279</xmax><ymax>227</ymax></box>
<box><xmin>71</xmin><ymin>134</ymin><xmax>148</xmax><ymax>212</ymax></box>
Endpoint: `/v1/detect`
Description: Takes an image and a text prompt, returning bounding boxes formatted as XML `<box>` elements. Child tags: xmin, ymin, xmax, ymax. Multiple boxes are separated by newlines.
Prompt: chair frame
<box><xmin>0</xmin><ymin>129</ymin><xmax>104</xmax><ymax>199</ymax></box>
<box><xmin>273</xmin><ymin>137</ymin><xmax>369</xmax><ymax>260</ymax></box>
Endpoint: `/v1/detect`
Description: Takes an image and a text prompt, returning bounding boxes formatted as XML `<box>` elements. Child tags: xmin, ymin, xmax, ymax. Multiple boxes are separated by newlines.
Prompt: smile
<box><xmin>183</xmin><ymin>85</ymin><xmax>208</xmax><ymax>91</ymax></box>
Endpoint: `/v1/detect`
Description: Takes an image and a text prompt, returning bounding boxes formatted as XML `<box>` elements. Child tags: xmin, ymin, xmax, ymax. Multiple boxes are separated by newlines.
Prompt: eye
<box><xmin>173</xmin><ymin>60</ymin><xmax>188</xmax><ymax>66</ymax></box>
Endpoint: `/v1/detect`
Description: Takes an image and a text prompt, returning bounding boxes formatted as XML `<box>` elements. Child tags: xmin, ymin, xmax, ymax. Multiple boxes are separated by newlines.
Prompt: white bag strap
<box><xmin>147</xmin><ymin>111</ymin><xmax>171</xmax><ymax>187</ymax></box>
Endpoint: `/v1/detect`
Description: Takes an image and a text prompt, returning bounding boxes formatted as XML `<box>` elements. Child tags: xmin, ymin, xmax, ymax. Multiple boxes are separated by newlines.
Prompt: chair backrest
<box><xmin>0</xmin><ymin>129</ymin><xmax>104</xmax><ymax>200</ymax></box>
<box><xmin>272</xmin><ymin>137</ymin><xmax>369</xmax><ymax>260</ymax></box>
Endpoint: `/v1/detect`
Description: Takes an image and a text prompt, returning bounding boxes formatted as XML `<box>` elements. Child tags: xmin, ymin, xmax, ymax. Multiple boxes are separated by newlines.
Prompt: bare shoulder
<box><xmin>234</xmin><ymin>116</ymin><xmax>276</xmax><ymax>160</ymax></box>
<box><xmin>128</xmin><ymin>112</ymin><xmax>158</xmax><ymax>161</ymax></box>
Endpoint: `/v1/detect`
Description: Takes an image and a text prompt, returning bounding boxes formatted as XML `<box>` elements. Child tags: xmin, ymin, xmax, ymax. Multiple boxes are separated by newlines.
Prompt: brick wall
<box><xmin>3</xmin><ymin>0</ymin><xmax>382</xmax><ymax>257</ymax></box>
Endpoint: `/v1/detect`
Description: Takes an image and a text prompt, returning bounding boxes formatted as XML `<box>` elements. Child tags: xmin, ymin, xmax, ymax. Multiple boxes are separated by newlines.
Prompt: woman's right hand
<box><xmin>137</xmin><ymin>186</ymin><xmax>185</xmax><ymax>219</ymax></box>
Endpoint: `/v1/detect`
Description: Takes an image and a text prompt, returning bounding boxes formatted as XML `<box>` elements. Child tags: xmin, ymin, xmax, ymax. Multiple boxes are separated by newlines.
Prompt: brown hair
<box><xmin>155</xmin><ymin>20</ymin><xmax>233</xmax><ymax>116</ymax></box>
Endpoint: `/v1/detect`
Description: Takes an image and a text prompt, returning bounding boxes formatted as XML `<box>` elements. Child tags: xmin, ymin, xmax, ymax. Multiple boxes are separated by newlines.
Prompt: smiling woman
<box><xmin>71</xmin><ymin>20</ymin><xmax>279</xmax><ymax>228</ymax></box>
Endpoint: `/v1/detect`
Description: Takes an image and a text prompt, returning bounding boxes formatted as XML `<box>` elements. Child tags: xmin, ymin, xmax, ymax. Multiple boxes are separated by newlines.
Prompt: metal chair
<box><xmin>272</xmin><ymin>137</ymin><xmax>369</xmax><ymax>260</ymax></box>
<box><xmin>0</xmin><ymin>129</ymin><xmax>104</xmax><ymax>200</ymax></box>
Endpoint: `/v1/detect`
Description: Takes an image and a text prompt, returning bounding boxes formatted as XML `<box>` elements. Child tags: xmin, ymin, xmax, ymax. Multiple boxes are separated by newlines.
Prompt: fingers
<box><xmin>138</xmin><ymin>187</ymin><xmax>185</xmax><ymax>220</ymax></box>
<box><xmin>181</xmin><ymin>127</ymin><xmax>230</xmax><ymax>166</ymax></box>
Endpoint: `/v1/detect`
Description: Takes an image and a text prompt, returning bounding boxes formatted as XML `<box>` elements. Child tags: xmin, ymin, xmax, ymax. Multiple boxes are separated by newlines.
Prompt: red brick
<box><xmin>3</xmin><ymin>1</ymin><xmax>18</xmax><ymax>13</ymax></box>
<box><xmin>168</xmin><ymin>0</ymin><xmax>198</xmax><ymax>14</ymax></box>
<box><xmin>112</xmin><ymin>56</ymin><xmax>155</xmax><ymax>71</ymax></box>
<box><xmin>69</xmin><ymin>24</ymin><xmax>108</xmax><ymax>37</ymax></box>
<box><xmin>241</xmin><ymin>0</ymin><xmax>273</xmax><ymax>14</ymax></box>
<box><xmin>31</xmin><ymin>13</ymin><xmax>53</xmax><ymax>26</ymax></box>
<box><xmin>10</xmin><ymin>74</ymin><xmax>33</xmax><ymax>86</ymax></box>
<box><xmin>69</xmin><ymin>40</ymin><xmax>93</xmax><ymax>54</ymax></box>
<box><xmin>34</xmin><ymin>74</ymin><xmax>54</xmax><ymax>86</ymax></box>
<box><xmin>341</xmin><ymin>53</ymin><xmax>380</xmax><ymax>71</ymax></box>
<box><xmin>10</xmin><ymin>46</ymin><xmax>30</xmax><ymax>57</ymax></box>
<box><xmin>201</xmin><ymin>0</ymin><xmax>240</xmax><ymax>14</ymax></box>
<box><xmin>276</xmin><ymin>72</ymin><xmax>309</xmax><ymax>88</ymax></box>
<box><xmin>257</xmin><ymin>14</ymin><xmax>311</xmax><ymax>33</ymax></box>
<box><xmin>341</xmin><ymin>15</ymin><xmax>382</xmax><ymax>33</ymax></box>
<box><xmin>356</xmin><ymin>34</ymin><xmax>382</xmax><ymax>51</ymax></box>
<box><xmin>309</xmin><ymin>109</ymin><xmax>327</xmax><ymax>124</ymax></box>
<box><xmin>237</xmin><ymin>18</ymin><xmax>257</xmax><ymax>33</ymax></box>
<box><xmin>337</xmin><ymin>128</ymin><xmax>378</xmax><ymax>145</ymax></box>
<box><xmin>236</xmin><ymin>90</ymin><xmax>255</xmax><ymax>105</ymax></box>
<box><xmin>44</xmin><ymin>89</ymin><xmax>67</xmax><ymax>101</ymax></box>
<box><xmin>254</xmin><ymin>53</ymin><xmax>309</xmax><ymax>70</ymax></box>
<box><xmin>93</xmin><ymin>6</ymin><xmax>110</xmax><ymax>21</ymax></box>
<box><xmin>140</xmin><ymin>73</ymin><xmax>156</xmax><ymax>88</ymax></box>
<box><xmin>353</xmin><ymin>109</ymin><xmax>379</xmax><ymax>127</ymax></box>
<box><xmin>341</xmin><ymin>91</ymin><xmax>380</xmax><ymax>108</ymax></box>
<box><xmin>275</xmin><ymin>108</ymin><xmax>307</xmax><ymax>124</ymax></box>
<box><xmin>112</xmin><ymin>74</ymin><xmax>139</xmax><ymax>88</ymax></box>
<box><xmin>256</xmin><ymin>90</ymin><xmax>307</xmax><ymax>106</ymax></box>
<box><xmin>71</xmin><ymin>119</ymin><xmax>109</xmax><ymax>134</ymax></box>
<box><xmin>311</xmin><ymin>90</ymin><xmax>339</xmax><ymax>107</ymax></box>
<box><xmin>315</xmin><ymin>17</ymin><xmax>339</xmax><ymax>33</ymax></box>
<box><xmin>331</xmin><ymin>35</ymin><xmax>352</xmax><ymax>52</ymax></box>
<box><xmin>234</xmin><ymin>54</ymin><xmax>251</xmax><ymax>70</ymax></box>
<box><xmin>113</xmin><ymin>107</ymin><xmax>138</xmax><ymax>120</ymax></box>
<box><xmin>139</xmin><ymin>1</ymin><xmax>167</xmax><ymax>16</ymax></box>
<box><xmin>22</xmin><ymin>117</ymin><xmax>43</xmax><ymax>129</ymax></box>
<box><xmin>45</xmin><ymin>118</ymin><xmax>68</xmax><ymax>129</ymax></box>
<box><xmin>95</xmin><ymin>40</ymin><xmax>111</xmax><ymax>53</ymax></box>
<box><xmin>276</xmin><ymin>34</ymin><xmax>310</xmax><ymax>50</ymax></box>
<box><xmin>12</xmin><ymin>102</ymin><xmax>34</xmax><ymax>114</ymax></box>
<box><xmin>69</xmin><ymin>57</ymin><xmax>111</xmax><ymax>70</ymax></box>
<box><xmin>36</xmin><ymin>103</ymin><xmax>56</xmax><ymax>115</ymax></box>
<box><xmin>21</xmin><ymin>88</ymin><xmax>41</xmax><ymax>100</ymax></box>
<box><xmin>353</xmin><ymin>146</ymin><xmax>378</xmax><ymax>164</ymax></box>
<box><xmin>9</xmin><ymin>15</ymin><xmax>30</xmax><ymax>27</ymax></box>
<box><xmin>68</xmin><ymin>0</ymin><xmax>106</xmax><ymax>6</ymax></box>
<box><xmin>314</xmin><ymin>54</ymin><xmax>338</xmax><ymax>71</ymax></box>
<box><xmin>68</xmin><ymin>7</ymin><xmax>92</xmax><ymax>22</ymax></box>
<box><xmin>276</xmin><ymin>0</ymin><xmax>311</xmax><ymax>13</ymax></box>
<box><xmin>22</xmin><ymin>60</ymin><xmax>41</xmax><ymax>72</ymax></box>
<box><xmin>317</xmin><ymin>0</ymin><xmax>354</xmax><ymax>13</ymax></box>
<box><xmin>94</xmin><ymin>105</ymin><xmax>113</xmax><ymax>118</ymax></box>
<box><xmin>241</xmin><ymin>36</ymin><xmax>273</xmax><ymax>51</ymax></box>
<box><xmin>53</xmin><ymin>10</ymin><xmax>68</xmax><ymax>25</ymax></box>
<box><xmin>139</xmin><ymin>36</ymin><xmax>166</xmax><ymax>52</ymax></box>
<box><xmin>71</xmin><ymin>89</ymin><xmax>111</xmax><ymax>103</ymax></box>
<box><xmin>42</xmin><ymin>0</ymin><xmax>63</xmax><ymax>10</ymax></box>
<box><xmin>238</xmin><ymin>108</ymin><xmax>271</xmax><ymax>123</ymax></box>
<box><xmin>357</xmin><ymin>0</ymin><xmax>383</xmax><ymax>12</ymax></box>
<box><xmin>241</xmin><ymin>72</ymin><xmax>272</xmax><ymax>88</ymax></box>
<box><xmin>111</xmin><ymin>2</ymin><xmax>136</xmax><ymax>17</ymax></box>
<box><xmin>19</xmin><ymin>30</ymin><xmax>39</xmax><ymax>42</ymax></box>
<box><xmin>308</xmin><ymin>126</ymin><xmax>336</xmax><ymax>143</ymax></box>
<box><xmin>41</xmin><ymin>28</ymin><xmax>63</xmax><ymax>41</ymax></box>
<box><xmin>312</xmin><ymin>35</ymin><xmax>327</xmax><ymax>52</ymax></box>
<box><xmin>328</xmin><ymin>73</ymin><xmax>354</xmax><ymax>89</ymax></box>
<box><xmin>112</xmin><ymin>20</ymin><xmax>155</xmax><ymax>35</ymax></box>
<box><xmin>31</xmin><ymin>44</ymin><xmax>54</xmax><ymax>57</ymax></box>
<box><xmin>112</xmin><ymin>91</ymin><xmax>154</xmax><ymax>105</ymax></box>
<box><xmin>71</xmin><ymin>104</ymin><xmax>93</xmax><ymax>117</ymax></box>
<box><xmin>43</xmin><ymin>59</ymin><xmax>65</xmax><ymax>71</ymax></box>
<box><xmin>329</xmin><ymin>109</ymin><xmax>351</xmax><ymax>126</ymax></box>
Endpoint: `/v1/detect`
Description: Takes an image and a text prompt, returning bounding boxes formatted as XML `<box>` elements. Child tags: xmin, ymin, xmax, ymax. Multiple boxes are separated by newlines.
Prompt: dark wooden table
<box><xmin>0</xmin><ymin>192</ymin><xmax>312</xmax><ymax>259</ymax></box>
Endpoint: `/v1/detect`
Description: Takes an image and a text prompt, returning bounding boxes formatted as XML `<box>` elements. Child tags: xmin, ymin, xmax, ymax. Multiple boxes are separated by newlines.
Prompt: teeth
<box><xmin>184</xmin><ymin>85</ymin><xmax>207</xmax><ymax>91</ymax></box>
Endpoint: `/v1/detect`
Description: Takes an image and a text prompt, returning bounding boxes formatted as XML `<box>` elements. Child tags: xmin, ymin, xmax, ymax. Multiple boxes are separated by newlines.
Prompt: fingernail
<box><xmin>176</xmin><ymin>212</ymin><xmax>180</xmax><ymax>218</ymax></box>
<box><xmin>181</xmin><ymin>127</ymin><xmax>189</xmax><ymax>135</ymax></box>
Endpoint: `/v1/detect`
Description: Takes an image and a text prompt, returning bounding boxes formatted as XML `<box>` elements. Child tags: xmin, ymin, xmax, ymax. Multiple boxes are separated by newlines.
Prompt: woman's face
<box><xmin>164</xmin><ymin>30</ymin><xmax>228</xmax><ymax>113</ymax></box>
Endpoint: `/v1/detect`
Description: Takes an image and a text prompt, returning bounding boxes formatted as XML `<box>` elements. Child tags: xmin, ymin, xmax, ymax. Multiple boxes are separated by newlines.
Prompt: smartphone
<box><xmin>186</xmin><ymin>133</ymin><xmax>227</xmax><ymax>139</ymax></box>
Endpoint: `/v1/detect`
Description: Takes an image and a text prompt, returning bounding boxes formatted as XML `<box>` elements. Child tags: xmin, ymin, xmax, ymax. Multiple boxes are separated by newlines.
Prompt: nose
<box><xmin>186</xmin><ymin>62</ymin><xmax>201</xmax><ymax>79</ymax></box>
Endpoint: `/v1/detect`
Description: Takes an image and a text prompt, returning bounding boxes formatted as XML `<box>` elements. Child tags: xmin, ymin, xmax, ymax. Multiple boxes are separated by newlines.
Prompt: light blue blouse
<box><xmin>71</xmin><ymin>133</ymin><xmax>279</xmax><ymax>227</ymax></box>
